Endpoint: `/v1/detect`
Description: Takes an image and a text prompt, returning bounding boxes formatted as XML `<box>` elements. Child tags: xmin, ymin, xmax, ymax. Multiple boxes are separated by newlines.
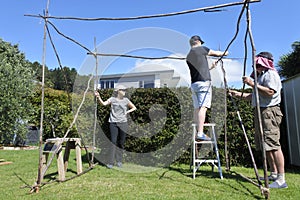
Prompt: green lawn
<box><xmin>0</xmin><ymin>149</ymin><xmax>299</xmax><ymax>200</ymax></box>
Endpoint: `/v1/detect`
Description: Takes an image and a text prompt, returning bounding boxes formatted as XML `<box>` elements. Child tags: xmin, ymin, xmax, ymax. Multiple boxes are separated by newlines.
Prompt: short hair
<box><xmin>189</xmin><ymin>35</ymin><xmax>204</xmax><ymax>46</ymax></box>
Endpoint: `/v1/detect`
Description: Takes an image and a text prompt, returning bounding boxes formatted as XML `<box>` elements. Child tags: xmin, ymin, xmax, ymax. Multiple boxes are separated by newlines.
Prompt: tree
<box><xmin>30</xmin><ymin>88</ymin><xmax>77</xmax><ymax>140</ymax></box>
<box><xmin>277</xmin><ymin>41</ymin><xmax>300</xmax><ymax>79</ymax></box>
<box><xmin>0</xmin><ymin>39</ymin><xmax>35</xmax><ymax>145</ymax></box>
<box><xmin>49</xmin><ymin>67</ymin><xmax>78</xmax><ymax>92</ymax></box>
<box><xmin>30</xmin><ymin>61</ymin><xmax>54</xmax><ymax>88</ymax></box>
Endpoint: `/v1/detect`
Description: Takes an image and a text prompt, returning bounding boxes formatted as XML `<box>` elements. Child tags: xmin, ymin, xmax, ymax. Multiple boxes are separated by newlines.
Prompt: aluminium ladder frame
<box><xmin>191</xmin><ymin>123</ymin><xmax>223</xmax><ymax>179</ymax></box>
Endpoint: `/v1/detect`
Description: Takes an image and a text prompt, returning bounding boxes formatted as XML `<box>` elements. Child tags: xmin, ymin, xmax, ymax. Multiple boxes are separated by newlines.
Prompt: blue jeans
<box><xmin>108</xmin><ymin>122</ymin><xmax>128</xmax><ymax>165</ymax></box>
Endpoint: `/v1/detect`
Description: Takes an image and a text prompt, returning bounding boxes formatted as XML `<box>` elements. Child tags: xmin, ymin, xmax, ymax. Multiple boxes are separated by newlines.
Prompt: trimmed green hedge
<box><xmin>94</xmin><ymin>87</ymin><xmax>262</xmax><ymax>167</ymax></box>
<box><xmin>30</xmin><ymin>87</ymin><xmax>267</xmax><ymax>167</ymax></box>
<box><xmin>95</xmin><ymin>87</ymin><xmax>193</xmax><ymax>166</ymax></box>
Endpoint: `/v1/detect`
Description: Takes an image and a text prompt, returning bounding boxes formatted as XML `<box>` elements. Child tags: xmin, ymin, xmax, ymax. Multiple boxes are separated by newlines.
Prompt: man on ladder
<box><xmin>186</xmin><ymin>35</ymin><xmax>228</xmax><ymax>141</ymax></box>
<box><xmin>186</xmin><ymin>35</ymin><xmax>228</xmax><ymax>179</ymax></box>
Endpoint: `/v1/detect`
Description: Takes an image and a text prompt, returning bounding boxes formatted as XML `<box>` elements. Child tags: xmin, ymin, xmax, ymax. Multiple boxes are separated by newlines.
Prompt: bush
<box><xmin>94</xmin><ymin>87</ymin><xmax>261</xmax><ymax>167</ymax></box>
<box><xmin>30</xmin><ymin>88</ymin><xmax>77</xmax><ymax>140</ymax></box>
<box><xmin>29</xmin><ymin>86</ymin><xmax>264</xmax><ymax>167</ymax></box>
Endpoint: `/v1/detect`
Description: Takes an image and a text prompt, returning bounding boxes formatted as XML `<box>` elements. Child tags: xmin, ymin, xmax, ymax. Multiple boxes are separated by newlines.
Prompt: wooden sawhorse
<box><xmin>42</xmin><ymin>138</ymin><xmax>82</xmax><ymax>181</ymax></box>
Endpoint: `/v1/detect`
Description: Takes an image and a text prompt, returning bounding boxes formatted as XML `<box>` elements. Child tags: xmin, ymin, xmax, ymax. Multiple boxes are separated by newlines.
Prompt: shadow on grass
<box><xmin>285</xmin><ymin>164</ymin><xmax>300</xmax><ymax>175</ymax></box>
<box><xmin>163</xmin><ymin>165</ymin><xmax>265</xmax><ymax>199</ymax></box>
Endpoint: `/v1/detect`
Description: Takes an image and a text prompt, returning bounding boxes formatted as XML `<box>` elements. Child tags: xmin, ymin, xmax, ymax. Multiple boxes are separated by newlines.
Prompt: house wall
<box><xmin>99</xmin><ymin>70</ymin><xmax>180</xmax><ymax>89</ymax></box>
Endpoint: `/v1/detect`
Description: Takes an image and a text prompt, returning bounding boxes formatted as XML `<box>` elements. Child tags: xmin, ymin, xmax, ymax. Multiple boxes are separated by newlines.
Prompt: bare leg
<box><xmin>269</xmin><ymin>148</ymin><xmax>287</xmax><ymax>187</ymax></box>
<box><xmin>272</xmin><ymin>148</ymin><xmax>285</xmax><ymax>174</ymax></box>
<box><xmin>194</xmin><ymin>107</ymin><xmax>207</xmax><ymax>133</ymax></box>
<box><xmin>266</xmin><ymin>151</ymin><xmax>277</xmax><ymax>173</ymax></box>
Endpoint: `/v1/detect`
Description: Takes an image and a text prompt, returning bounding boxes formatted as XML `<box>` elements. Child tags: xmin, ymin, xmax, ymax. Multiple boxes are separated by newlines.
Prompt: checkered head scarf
<box><xmin>250</xmin><ymin>51</ymin><xmax>276</xmax><ymax>78</ymax></box>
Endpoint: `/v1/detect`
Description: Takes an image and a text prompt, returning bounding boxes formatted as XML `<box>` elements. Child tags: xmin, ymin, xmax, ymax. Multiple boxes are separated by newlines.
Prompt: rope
<box><xmin>215</xmin><ymin>0</ymin><xmax>248</xmax><ymax>64</ymax></box>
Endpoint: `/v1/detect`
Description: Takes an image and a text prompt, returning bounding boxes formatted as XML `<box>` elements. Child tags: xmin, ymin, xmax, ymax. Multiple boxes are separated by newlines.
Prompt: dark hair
<box><xmin>189</xmin><ymin>35</ymin><xmax>204</xmax><ymax>46</ymax></box>
<box><xmin>257</xmin><ymin>51</ymin><xmax>273</xmax><ymax>61</ymax></box>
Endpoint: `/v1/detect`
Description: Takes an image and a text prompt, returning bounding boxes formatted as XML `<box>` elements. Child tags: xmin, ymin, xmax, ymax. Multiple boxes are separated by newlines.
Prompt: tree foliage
<box><xmin>49</xmin><ymin>67</ymin><xmax>77</xmax><ymax>92</ymax></box>
<box><xmin>30</xmin><ymin>61</ymin><xmax>53</xmax><ymax>88</ymax></box>
<box><xmin>277</xmin><ymin>41</ymin><xmax>300</xmax><ymax>79</ymax></box>
<box><xmin>30</xmin><ymin>88</ymin><xmax>77</xmax><ymax>139</ymax></box>
<box><xmin>0</xmin><ymin>39</ymin><xmax>35</xmax><ymax>144</ymax></box>
<box><xmin>30</xmin><ymin>62</ymin><xmax>78</xmax><ymax>93</ymax></box>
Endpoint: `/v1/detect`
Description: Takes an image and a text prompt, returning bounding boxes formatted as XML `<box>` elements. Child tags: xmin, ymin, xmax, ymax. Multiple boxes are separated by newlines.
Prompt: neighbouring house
<box><xmin>98</xmin><ymin>69</ymin><xmax>182</xmax><ymax>89</ymax></box>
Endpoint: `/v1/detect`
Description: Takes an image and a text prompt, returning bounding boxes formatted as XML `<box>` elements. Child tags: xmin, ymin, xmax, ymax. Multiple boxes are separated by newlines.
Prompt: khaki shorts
<box><xmin>254</xmin><ymin>106</ymin><xmax>283</xmax><ymax>151</ymax></box>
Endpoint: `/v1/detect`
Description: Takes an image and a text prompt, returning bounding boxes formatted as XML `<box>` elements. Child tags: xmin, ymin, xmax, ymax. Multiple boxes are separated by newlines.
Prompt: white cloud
<box><xmin>209</xmin><ymin>58</ymin><xmax>245</xmax><ymax>88</ymax></box>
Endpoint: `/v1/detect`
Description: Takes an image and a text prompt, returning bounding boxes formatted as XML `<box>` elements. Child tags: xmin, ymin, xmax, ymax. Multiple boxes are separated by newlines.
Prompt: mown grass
<box><xmin>0</xmin><ymin>149</ymin><xmax>299</xmax><ymax>200</ymax></box>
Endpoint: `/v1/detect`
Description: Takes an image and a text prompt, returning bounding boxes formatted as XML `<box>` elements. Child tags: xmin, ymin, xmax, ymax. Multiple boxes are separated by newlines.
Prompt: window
<box><xmin>100</xmin><ymin>81</ymin><xmax>105</xmax><ymax>89</ymax></box>
<box><xmin>110</xmin><ymin>81</ymin><xmax>115</xmax><ymax>88</ymax></box>
<box><xmin>100</xmin><ymin>80</ymin><xmax>115</xmax><ymax>89</ymax></box>
<box><xmin>139</xmin><ymin>80</ymin><xmax>144</xmax><ymax>88</ymax></box>
<box><xmin>144</xmin><ymin>81</ymin><xmax>154</xmax><ymax>88</ymax></box>
<box><xmin>105</xmin><ymin>81</ymin><xmax>110</xmax><ymax>89</ymax></box>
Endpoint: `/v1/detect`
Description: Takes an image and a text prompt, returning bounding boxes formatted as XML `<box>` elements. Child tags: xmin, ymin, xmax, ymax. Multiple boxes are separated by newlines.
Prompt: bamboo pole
<box><xmin>246</xmin><ymin>4</ymin><xmax>270</xmax><ymax>200</ymax></box>
<box><xmin>25</xmin><ymin>0</ymin><xmax>261</xmax><ymax>21</ymax></box>
<box><xmin>92</xmin><ymin>37</ymin><xmax>98</xmax><ymax>164</ymax></box>
<box><xmin>34</xmin><ymin>0</ymin><xmax>50</xmax><ymax>194</ymax></box>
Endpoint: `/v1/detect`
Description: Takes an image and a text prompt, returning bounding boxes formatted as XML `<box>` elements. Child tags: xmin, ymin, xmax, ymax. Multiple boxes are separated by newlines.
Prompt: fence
<box><xmin>282</xmin><ymin>74</ymin><xmax>300</xmax><ymax>166</ymax></box>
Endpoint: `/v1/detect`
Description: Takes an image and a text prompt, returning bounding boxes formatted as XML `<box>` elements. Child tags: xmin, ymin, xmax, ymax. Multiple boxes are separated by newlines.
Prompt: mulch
<box><xmin>0</xmin><ymin>146</ymin><xmax>38</xmax><ymax>166</ymax></box>
<box><xmin>0</xmin><ymin>145</ymin><xmax>38</xmax><ymax>150</ymax></box>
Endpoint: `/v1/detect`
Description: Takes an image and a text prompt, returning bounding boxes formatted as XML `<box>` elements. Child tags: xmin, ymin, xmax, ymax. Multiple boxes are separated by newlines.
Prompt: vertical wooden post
<box><xmin>64</xmin><ymin>141</ymin><xmax>71</xmax><ymax>172</ymax></box>
<box><xmin>75</xmin><ymin>139</ymin><xmax>83</xmax><ymax>174</ymax></box>
<box><xmin>36</xmin><ymin>0</ymin><xmax>51</xmax><ymax>192</ymax></box>
<box><xmin>56</xmin><ymin>145</ymin><xmax>65</xmax><ymax>181</ymax></box>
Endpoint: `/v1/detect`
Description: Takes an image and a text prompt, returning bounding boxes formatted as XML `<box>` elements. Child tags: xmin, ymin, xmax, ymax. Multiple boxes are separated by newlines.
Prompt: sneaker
<box><xmin>259</xmin><ymin>175</ymin><xmax>278</xmax><ymax>181</ymax></box>
<box><xmin>269</xmin><ymin>181</ymin><xmax>288</xmax><ymax>189</ymax></box>
<box><xmin>116</xmin><ymin>162</ymin><xmax>122</xmax><ymax>168</ymax></box>
<box><xmin>106</xmin><ymin>164</ymin><xmax>113</xmax><ymax>169</ymax></box>
<box><xmin>196</xmin><ymin>134</ymin><xmax>211</xmax><ymax>141</ymax></box>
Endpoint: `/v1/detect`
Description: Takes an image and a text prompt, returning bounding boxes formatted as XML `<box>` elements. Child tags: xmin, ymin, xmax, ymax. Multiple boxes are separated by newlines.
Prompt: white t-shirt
<box><xmin>252</xmin><ymin>69</ymin><xmax>282</xmax><ymax>107</ymax></box>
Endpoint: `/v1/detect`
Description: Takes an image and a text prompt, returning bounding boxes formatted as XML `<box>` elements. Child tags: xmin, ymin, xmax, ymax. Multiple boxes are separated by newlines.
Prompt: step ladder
<box><xmin>191</xmin><ymin>123</ymin><xmax>223</xmax><ymax>179</ymax></box>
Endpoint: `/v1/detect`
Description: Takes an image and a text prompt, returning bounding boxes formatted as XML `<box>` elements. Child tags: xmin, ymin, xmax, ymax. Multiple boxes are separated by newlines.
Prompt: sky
<box><xmin>1</xmin><ymin>0</ymin><xmax>300</xmax><ymax>88</ymax></box>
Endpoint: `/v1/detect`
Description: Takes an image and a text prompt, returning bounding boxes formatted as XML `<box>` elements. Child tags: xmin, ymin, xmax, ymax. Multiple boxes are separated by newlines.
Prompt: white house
<box><xmin>98</xmin><ymin>69</ymin><xmax>181</xmax><ymax>89</ymax></box>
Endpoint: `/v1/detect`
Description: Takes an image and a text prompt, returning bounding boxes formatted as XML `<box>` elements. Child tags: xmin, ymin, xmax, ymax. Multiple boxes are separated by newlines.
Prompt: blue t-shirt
<box><xmin>108</xmin><ymin>97</ymin><xmax>131</xmax><ymax>123</ymax></box>
<box><xmin>252</xmin><ymin>70</ymin><xmax>282</xmax><ymax>107</ymax></box>
<box><xmin>186</xmin><ymin>46</ymin><xmax>211</xmax><ymax>83</ymax></box>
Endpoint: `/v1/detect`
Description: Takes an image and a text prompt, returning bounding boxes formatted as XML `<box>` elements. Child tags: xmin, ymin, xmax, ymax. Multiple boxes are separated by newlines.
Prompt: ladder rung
<box><xmin>192</xmin><ymin>123</ymin><xmax>216</xmax><ymax>127</ymax></box>
<box><xmin>194</xmin><ymin>141</ymin><xmax>214</xmax><ymax>144</ymax></box>
<box><xmin>191</xmin><ymin>122</ymin><xmax>222</xmax><ymax>179</ymax></box>
<box><xmin>203</xmin><ymin>123</ymin><xmax>216</xmax><ymax>126</ymax></box>
<box><xmin>195</xmin><ymin>159</ymin><xmax>218</xmax><ymax>163</ymax></box>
